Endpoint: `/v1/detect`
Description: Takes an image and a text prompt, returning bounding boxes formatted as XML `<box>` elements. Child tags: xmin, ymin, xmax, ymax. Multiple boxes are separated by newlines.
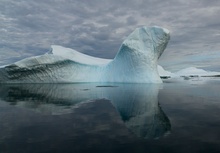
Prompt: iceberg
<box><xmin>161</xmin><ymin>67</ymin><xmax>220</xmax><ymax>84</ymax></box>
<box><xmin>0</xmin><ymin>26</ymin><xmax>170</xmax><ymax>83</ymax></box>
<box><xmin>157</xmin><ymin>65</ymin><xmax>173</xmax><ymax>77</ymax></box>
<box><xmin>157</xmin><ymin>66</ymin><xmax>220</xmax><ymax>79</ymax></box>
<box><xmin>174</xmin><ymin>67</ymin><xmax>220</xmax><ymax>77</ymax></box>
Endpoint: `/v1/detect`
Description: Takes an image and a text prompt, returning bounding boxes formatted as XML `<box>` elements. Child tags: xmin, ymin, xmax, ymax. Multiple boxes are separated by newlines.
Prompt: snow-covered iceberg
<box><xmin>174</xmin><ymin>67</ymin><xmax>220</xmax><ymax>77</ymax></box>
<box><xmin>157</xmin><ymin>65</ymin><xmax>173</xmax><ymax>78</ymax></box>
<box><xmin>0</xmin><ymin>26</ymin><xmax>170</xmax><ymax>83</ymax></box>
<box><xmin>160</xmin><ymin>67</ymin><xmax>220</xmax><ymax>84</ymax></box>
<box><xmin>157</xmin><ymin>66</ymin><xmax>220</xmax><ymax>79</ymax></box>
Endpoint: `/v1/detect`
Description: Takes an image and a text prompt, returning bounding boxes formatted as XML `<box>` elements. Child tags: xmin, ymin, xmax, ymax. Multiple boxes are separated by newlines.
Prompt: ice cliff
<box><xmin>0</xmin><ymin>26</ymin><xmax>170</xmax><ymax>83</ymax></box>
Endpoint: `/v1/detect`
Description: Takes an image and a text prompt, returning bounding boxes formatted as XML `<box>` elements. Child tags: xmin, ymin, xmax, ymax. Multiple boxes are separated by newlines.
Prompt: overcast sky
<box><xmin>1</xmin><ymin>0</ymin><xmax>220</xmax><ymax>71</ymax></box>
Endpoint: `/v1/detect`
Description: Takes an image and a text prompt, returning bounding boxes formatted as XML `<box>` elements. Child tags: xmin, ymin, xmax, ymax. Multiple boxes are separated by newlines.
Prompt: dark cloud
<box><xmin>0</xmin><ymin>0</ymin><xmax>220</xmax><ymax>71</ymax></box>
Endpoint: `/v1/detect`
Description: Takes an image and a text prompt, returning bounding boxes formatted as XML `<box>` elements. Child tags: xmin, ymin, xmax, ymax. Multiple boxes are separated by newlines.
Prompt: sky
<box><xmin>1</xmin><ymin>0</ymin><xmax>220</xmax><ymax>72</ymax></box>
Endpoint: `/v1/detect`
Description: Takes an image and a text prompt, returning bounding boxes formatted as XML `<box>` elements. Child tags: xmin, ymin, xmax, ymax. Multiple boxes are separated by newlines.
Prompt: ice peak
<box><xmin>116</xmin><ymin>26</ymin><xmax>170</xmax><ymax>61</ymax></box>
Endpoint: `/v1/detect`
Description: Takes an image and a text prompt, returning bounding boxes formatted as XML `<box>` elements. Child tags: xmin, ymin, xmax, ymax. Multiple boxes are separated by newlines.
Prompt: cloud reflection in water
<box><xmin>0</xmin><ymin>83</ymin><xmax>171</xmax><ymax>139</ymax></box>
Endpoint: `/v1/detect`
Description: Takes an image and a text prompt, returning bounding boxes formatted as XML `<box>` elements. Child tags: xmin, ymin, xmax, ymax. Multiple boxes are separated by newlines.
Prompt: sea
<box><xmin>0</xmin><ymin>77</ymin><xmax>220</xmax><ymax>153</ymax></box>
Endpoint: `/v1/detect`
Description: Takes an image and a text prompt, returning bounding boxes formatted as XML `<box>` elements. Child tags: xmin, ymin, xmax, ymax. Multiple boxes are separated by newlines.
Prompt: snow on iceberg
<box><xmin>0</xmin><ymin>26</ymin><xmax>170</xmax><ymax>83</ymax></box>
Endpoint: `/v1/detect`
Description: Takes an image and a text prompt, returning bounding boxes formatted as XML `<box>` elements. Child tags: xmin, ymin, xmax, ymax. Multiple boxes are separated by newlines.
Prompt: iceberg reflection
<box><xmin>0</xmin><ymin>83</ymin><xmax>171</xmax><ymax>139</ymax></box>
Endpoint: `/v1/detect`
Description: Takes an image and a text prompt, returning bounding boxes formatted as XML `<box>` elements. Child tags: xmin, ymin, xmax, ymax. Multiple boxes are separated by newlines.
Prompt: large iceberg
<box><xmin>0</xmin><ymin>26</ymin><xmax>170</xmax><ymax>83</ymax></box>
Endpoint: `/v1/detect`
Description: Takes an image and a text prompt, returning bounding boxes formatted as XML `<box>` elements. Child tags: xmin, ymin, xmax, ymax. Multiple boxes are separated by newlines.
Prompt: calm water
<box><xmin>0</xmin><ymin>78</ymin><xmax>220</xmax><ymax>153</ymax></box>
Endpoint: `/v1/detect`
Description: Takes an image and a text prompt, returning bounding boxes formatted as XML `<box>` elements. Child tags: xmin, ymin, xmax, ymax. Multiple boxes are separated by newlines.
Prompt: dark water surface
<box><xmin>0</xmin><ymin>78</ymin><xmax>220</xmax><ymax>153</ymax></box>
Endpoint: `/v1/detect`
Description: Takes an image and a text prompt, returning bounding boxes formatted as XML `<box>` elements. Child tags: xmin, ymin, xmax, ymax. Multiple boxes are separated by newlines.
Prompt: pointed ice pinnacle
<box><xmin>0</xmin><ymin>26</ymin><xmax>170</xmax><ymax>83</ymax></box>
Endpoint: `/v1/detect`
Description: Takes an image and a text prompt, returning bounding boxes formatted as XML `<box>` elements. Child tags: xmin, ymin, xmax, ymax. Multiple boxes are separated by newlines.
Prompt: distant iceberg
<box><xmin>0</xmin><ymin>26</ymin><xmax>170</xmax><ymax>83</ymax></box>
<box><xmin>157</xmin><ymin>66</ymin><xmax>220</xmax><ymax>78</ymax></box>
<box><xmin>157</xmin><ymin>65</ymin><xmax>173</xmax><ymax>77</ymax></box>
<box><xmin>174</xmin><ymin>67</ymin><xmax>220</xmax><ymax>77</ymax></box>
<box><xmin>160</xmin><ymin>66</ymin><xmax>220</xmax><ymax>84</ymax></box>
